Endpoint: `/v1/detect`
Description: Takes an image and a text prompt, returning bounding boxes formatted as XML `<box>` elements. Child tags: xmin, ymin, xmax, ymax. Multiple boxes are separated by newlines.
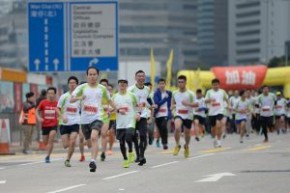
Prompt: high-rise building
<box><xmin>119</xmin><ymin>0</ymin><xmax>198</xmax><ymax>71</ymax></box>
<box><xmin>228</xmin><ymin>0</ymin><xmax>290</xmax><ymax>65</ymax></box>
<box><xmin>197</xmin><ymin>0</ymin><xmax>228</xmax><ymax>68</ymax></box>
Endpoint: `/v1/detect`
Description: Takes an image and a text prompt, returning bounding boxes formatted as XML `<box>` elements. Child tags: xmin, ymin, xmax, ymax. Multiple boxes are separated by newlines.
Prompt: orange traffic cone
<box><xmin>38</xmin><ymin>134</ymin><xmax>46</xmax><ymax>150</ymax></box>
<box><xmin>0</xmin><ymin>119</ymin><xmax>15</xmax><ymax>155</ymax></box>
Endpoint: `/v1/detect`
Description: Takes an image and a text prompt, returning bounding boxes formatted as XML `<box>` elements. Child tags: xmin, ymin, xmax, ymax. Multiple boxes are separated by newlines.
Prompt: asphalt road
<box><xmin>0</xmin><ymin>133</ymin><xmax>290</xmax><ymax>193</ymax></box>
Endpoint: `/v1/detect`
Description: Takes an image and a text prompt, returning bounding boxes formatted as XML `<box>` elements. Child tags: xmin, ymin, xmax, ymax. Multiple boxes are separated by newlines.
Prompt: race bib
<box><xmin>262</xmin><ymin>106</ymin><xmax>270</xmax><ymax>112</ymax></box>
<box><xmin>212</xmin><ymin>102</ymin><xmax>221</xmax><ymax>107</ymax></box>
<box><xmin>66</xmin><ymin>105</ymin><xmax>78</xmax><ymax>115</ymax></box>
<box><xmin>83</xmin><ymin>103</ymin><xmax>98</xmax><ymax>114</ymax></box>
<box><xmin>178</xmin><ymin>109</ymin><xmax>189</xmax><ymax>114</ymax></box>
<box><xmin>159</xmin><ymin>108</ymin><xmax>167</xmax><ymax>113</ymax></box>
<box><xmin>44</xmin><ymin>109</ymin><xmax>55</xmax><ymax>119</ymax></box>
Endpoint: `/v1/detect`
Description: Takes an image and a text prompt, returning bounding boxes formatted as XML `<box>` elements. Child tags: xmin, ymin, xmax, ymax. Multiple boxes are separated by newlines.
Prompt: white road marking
<box><xmin>118</xmin><ymin>188</ymin><xmax>125</xmax><ymax>191</ymax></box>
<box><xmin>103</xmin><ymin>171</ymin><xmax>139</xmax><ymax>180</ymax></box>
<box><xmin>19</xmin><ymin>158</ymin><xmax>63</xmax><ymax>166</ymax></box>
<box><xmin>196</xmin><ymin>172</ymin><xmax>236</xmax><ymax>182</ymax></box>
<box><xmin>188</xmin><ymin>153</ymin><xmax>215</xmax><ymax>160</ymax></box>
<box><xmin>151</xmin><ymin>161</ymin><xmax>179</xmax><ymax>169</ymax></box>
<box><xmin>0</xmin><ymin>180</ymin><xmax>6</xmax><ymax>184</ymax></box>
<box><xmin>0</xmin><ymin>167</ymin><xmax>5</xmax><ymax>170</ymax></box>
<box><xmin>47</xmin><ymin>184</ymin><xmax>86</xmax><ymax>193</ymax></box>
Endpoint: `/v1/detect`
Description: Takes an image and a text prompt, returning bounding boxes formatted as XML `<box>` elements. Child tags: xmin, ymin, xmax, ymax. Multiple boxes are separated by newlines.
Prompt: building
<box><xmin>228</xmin><ymin>0</ymin><xmax>290</xmax><ymax>65</ymax></box>
<box><xmin>119</xmin><ymin>0</ymin><xmax>198</xmax><ymax>72</ymax></box>
<box><xmin>197</xmin><ymin>0</ymin><xmax>228</xmax><ymax>68</ymax></box>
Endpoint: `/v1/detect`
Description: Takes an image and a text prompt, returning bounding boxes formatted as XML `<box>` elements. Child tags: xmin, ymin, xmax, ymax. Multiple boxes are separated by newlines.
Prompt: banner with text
<box><xmin>211</xmin><ymin>65</ymin><xmax>268</xmax><ymax>90</ymax></box>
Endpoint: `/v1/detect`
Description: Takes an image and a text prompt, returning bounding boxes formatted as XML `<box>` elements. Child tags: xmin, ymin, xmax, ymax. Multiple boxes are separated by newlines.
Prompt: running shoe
<box><xmin>184</xmin><ymin>145</ymin><xmax>190</xmax><ymax>158</ymax></box>
<box><xmin>123</xmin><ymin>160</ymin><xmax>130</xmax><ymax>168</ymax></box>
<box><xmin>173</xmin><ymin>145</ymin><xmax>181</xmax><ymax>156</ymax></box>
<box><xmin>138</xmin><ymin>158</ymin><xmax>146</xmax><ymax>166</ymax></box>
<box><xmin>100</xmin><ymin>152</ymin><xmax>106</xmax><ymax>162</ymax></box>
<box><xmin>213</xmin><ymin>139</ymin><xmax>218</xmax><ymax>148</ymax></box>
<box><xmin>217</xmin><ymin>140</ymin><xmax>222</xmax><ymax>148</ymax></box>
<box><xmin>156</xmin><ymin>140</ymin><xmax>161</xmax><ymax>148</ymax></box>
<box><xmin>195</xmin><ymin>137</ymin><xmax>200</xmax><ymax>142</ymax></box>
<box><xmin>89</xmin><ymin>161</ymin><xmax>97</xmax><ymax>172</ymax></box>
<box><xmin>163</xmin><ymin>144</ymin><xmax>168</xmax><ymax>150</ymax></box>
<box><xmin>64</xmin><ymin>160</ymin><xmax>71</xmax><ymax>167</ymax></box>
<box><xmin>45</xmin><ymin>156</ymin><xmax>50</xmax><ymax>163</ymax></box>
<box><xmin>79</xmin><ymin>155</ymin><xmax>85</xmax><ymax>162</ymax></box>
<box><xmin>128</xmin><ymin>152</ymin><xmax>135</xmax><ymax>163</ymax></box>
<box><xmin>135</xmin><ymin>157</ymin><xmax>141</xmax><ymax>163</ymax></box>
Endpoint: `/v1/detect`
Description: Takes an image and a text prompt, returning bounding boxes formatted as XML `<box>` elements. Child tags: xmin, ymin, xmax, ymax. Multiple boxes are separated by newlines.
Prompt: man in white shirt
<box><xmin>70</xmin><ymin>66</ymin><xmax>112</xmax><ymax>172</ymax></box>
<box><xmin>205</xmin><ymin>79</ymin><xmax>228</xmax><ymax>148</ymax></box>
<box><xmin>128</xmin><ymin>70</ymin><xmax>151</xmax><ymax>166</ymax></box>
<box><xmin>56</xmin><ymin>76</ymin><xmax>80</xmax><ymax>167</ymax></box>
<box><xmin>257</xmin><ymin>85</ymin><xmax>276</xmax><ymax>143</ymax></box>
<box><xmin>274</xmin><ymin>91</ymin><xmax>287</xmax><ymax>134</ymax></box>
<box><xmin>112</xmin><ymin>78</ymin><xmax>139</xmax><ymax>168</ymax></box>
<box><xmin>172</xmin><ymin>75</ymin><xmax>194</xmax><ymax>158</ymax></box>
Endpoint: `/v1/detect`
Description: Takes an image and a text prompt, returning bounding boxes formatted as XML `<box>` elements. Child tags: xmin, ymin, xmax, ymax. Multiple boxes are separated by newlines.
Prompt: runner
<box><xmin>192</xmin><ymin>89</ymin><xmax>206</xmax><ymax>141</ymax></box>
<box><xmin>78</xmin><ymin>81</ymin><xmax>87</xmax><ymax>162</ymax></box>
<box><xmin>274</xmin><ymin>91</ymin><xmax>287</xmax><ymax>134</ymax></box>
<box><xmin>153</xmin><ymin>78</ymin><xmax>172</xmax><ymax>150</ymax></box>
<box><xmin>107</xmin><ymin>83</ymin><xmax>116</xmax><ymax>155</ymax></box>
<box><xmin>252</xmin><ymin>90</ymin><xmax>261</xmax><ymax>134</ymax></box>
<box><xmin>128</xmin><ymin>70</ymin><xmax>151</xmax><ymax>165</ymax></box>
<box><xmin>234</xmin><ymin>90</ymin><xmax>251</xmax><ymax>143</ymax></box>
<box><xmin>172</xmin><ymin>75</ymin><xmax>194</xmax><ymax>158</ymax></box>
<box><xmin>229</xmin><ymin>90</ymin><xmax>240</xmax><ymax>134</ymax></box>
<box><xmin>205</xmin><ymin>78</ymin><xmax>228</xmax><ymax>148</ymax></box>
<box><xmin>257</xmin><ymin>85</ymin><xmax>276</xmax><ymax>143</ymax></box>
<box><xmin>70</xmin><ymin>67</ymin><xmax>111</xmax><ymax>172</ymax></box>
<box><xmin>112</xmin><ymin>78</ymin><xmax>138</xmax><ymax>168</ymax></box>
<box><xmin>36</xmin><ymin>87</ymin><xmax>58</xmax><ymax>163</ymax></box>
<box><xmin>99</xmin><ymin>78</ymin><xmax>111</xmax><ymax>161</ymax></box>
<box><xmin>144</xmin><ymin>82</ymin><xmax>155</xmax><ymax>146</ymax></box>
<box><xmin>56</xmin><ymin>76</ymin><xmax>80</xmax><ymax>167</ymax></box>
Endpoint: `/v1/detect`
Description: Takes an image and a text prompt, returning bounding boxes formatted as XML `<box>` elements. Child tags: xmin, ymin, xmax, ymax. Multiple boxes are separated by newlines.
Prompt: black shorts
<box><xmin>209</xmin><ymin>114</ymin><xmax>224</xmax><ymax>127</ymax></box>
<box><xmin>287</xmin><ymin>117</ymin><xmax>290</xmax><ymax>124</ymax></box>
<box><xmin>42</xmin><ymin>126</ymin><xmax>57</xmax><ymax>136</ymax></box>
<box><xmin>60</xmin><ymin>124</ymin><xmax>79</xmax><ymax>135</ymax></box>
<box><xmin>116</xmin><ymin>128</ymin><xmax>134</xmax><ymax>141</ymax></box>
<box><xmin>136</xmin><ymin>118</ymin><xmax>147</xmax><ymax>137</ymax></box>
<box><xmin>81</xmin><ymin>120</ymin><xmax>103</xmax><ymax>140</ymax></box>
<box><xmin>275</xmin><ymin>115</ymin><xmax>285</xmax><ymax>120</ymax></box>
<box><xmin>109</xmin><ymin>120</ymin><xmax>116</xmax><ymax>130</ymax></box>
<box><xmin>193</xmin><ymin>115</ymin><xmax>205</xmax><ymax>125</ymax></box>
<box><xmin>174</xmin><ymin>116</ymin><xmax>192</xmax><ymax>129</ymax></box>
<box><xmin>260</xmin><ymin>116</ymin><xmax>274</xmax><ymax>129</ymax></box>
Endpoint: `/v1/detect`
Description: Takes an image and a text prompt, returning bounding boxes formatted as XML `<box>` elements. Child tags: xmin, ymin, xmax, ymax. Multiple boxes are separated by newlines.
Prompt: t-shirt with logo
<box><xmin>193</xmin><ymin>97</ymin><xmax>206</xmax><ymax>118</ymax></box>
<box><xmin>37</xmin><ymin>99</ymin><xmax>58</xmax><ymax>128</ymax></box>
<box><xmin>275</xmin><ymin>98</ymin><xmax>287</xmax><ymax>116</ymax></box>
<box><xmin>173</xmin><ymin>89</ymin><xmax>194</xmax><ymax>120</ymax></box>
<box><xmin>229</xmin><ymin>96</ymin><xmax>240</xmax><ymax>115</ymax></box>
<box><xmin>258</xmin><ymin>93</ymin><xmax>276</xmax><ymax>117</ymax></box>
<box><xmin>128</xmin><ymin>85</ymin><xmax>150</xmax><ymax>119</ymax></box>
<box><xmin>234</xmin><ymin>98</ymin><xmax>250</xmax><ymax>120</ymax></box>
<box><xmin>112</xmin><ymin>92</ymin><xmax>138</xmax><ymax>129</ymax></box>
<box><xmin>71</xmin><ymin>83</ymin><xmax>110</xmax><ymax>124</ymax></box>
<box><xmin>205</xmin><ymin>89</ymin><xmax>228</xmax><ymax>116</ymax></box>
<box><xmin>57</xmin><ymin>92</ymin><xmax>80</xmax><ymax>126</ymax></box>
<box><xmin>156</xmin><ymin>91</ymin><xmax>169</xmax><ymax>118</ymax></box>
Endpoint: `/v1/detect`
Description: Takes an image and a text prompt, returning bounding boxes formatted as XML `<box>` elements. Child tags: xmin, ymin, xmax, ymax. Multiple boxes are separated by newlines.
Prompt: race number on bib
<box><xmin>84</xmin><ymin>103</ymin><xmax>98</xmax><ymax>114</ymax></box>
<box><xmin>44</xmin><ymin>109</ymin><xmax>55</xmax><ymax>119</ymax></box>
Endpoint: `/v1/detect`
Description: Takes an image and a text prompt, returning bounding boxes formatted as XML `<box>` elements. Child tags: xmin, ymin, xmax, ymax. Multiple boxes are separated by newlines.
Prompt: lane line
<box><xmin>247</xmin><ymin>145</ymin><xmax>271</xmax><ymax>152</ymax></box>
<box><xmin>0</xmin><ymin>168</ymin><xmax>5</xmax><ymax>170</ymax></box>
<box><xmin>47</xmin><ymin>184</ymin><xmax>86</xmax><ymax>193</ymax></box>
<box><xmin>0</xmin><ymin>180</ymin><xmax>6</xmax><ymax>184</ymax></box>
<box><xmin>151</xmin><ymin>161</ymin><xmax>179</xmax><ymax>169</ymax></box>
<box><xmin>19</xmin><ymin>158</ymin><xmax>63</xmax><ymax>166</ymax></box>
<box><xmin>200</xmin><ymin>147</ymin><xmax>230</xmax><ymax>154</ymax></box>
<box><xmin>103</xmin><ymin>171</ymin><xmax>139</xmax><ymax>180</ymax></box>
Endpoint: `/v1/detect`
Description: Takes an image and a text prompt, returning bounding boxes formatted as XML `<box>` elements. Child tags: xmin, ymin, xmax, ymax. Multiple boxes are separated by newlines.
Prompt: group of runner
<box><xmin>35</xmin><ymin>66</ymin><xmax>289</xmax><ymax>172</ymax></box>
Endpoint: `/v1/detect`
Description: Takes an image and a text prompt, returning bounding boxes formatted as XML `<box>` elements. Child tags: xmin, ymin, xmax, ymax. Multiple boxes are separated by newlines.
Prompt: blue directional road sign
<box><xmin>28</xmin><ymin>1</ymin><xmax>118</xmax><ymax>72</ymax></box>
<box><xmin>28</xmin><ymin>2</ymin><xmax>65</xmax><ymax>72</ymax></box>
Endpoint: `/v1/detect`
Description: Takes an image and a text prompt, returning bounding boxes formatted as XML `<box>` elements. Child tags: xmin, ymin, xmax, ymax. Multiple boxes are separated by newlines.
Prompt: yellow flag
<box><xmin>166</xmin><ymin>49</ymin><xmax>174</xmax><ymax>89</ymax></box>
<box><xmin>150</xmin><ymin>48</ymin><xmax>156</xmax><ymax>88</ymax></box>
